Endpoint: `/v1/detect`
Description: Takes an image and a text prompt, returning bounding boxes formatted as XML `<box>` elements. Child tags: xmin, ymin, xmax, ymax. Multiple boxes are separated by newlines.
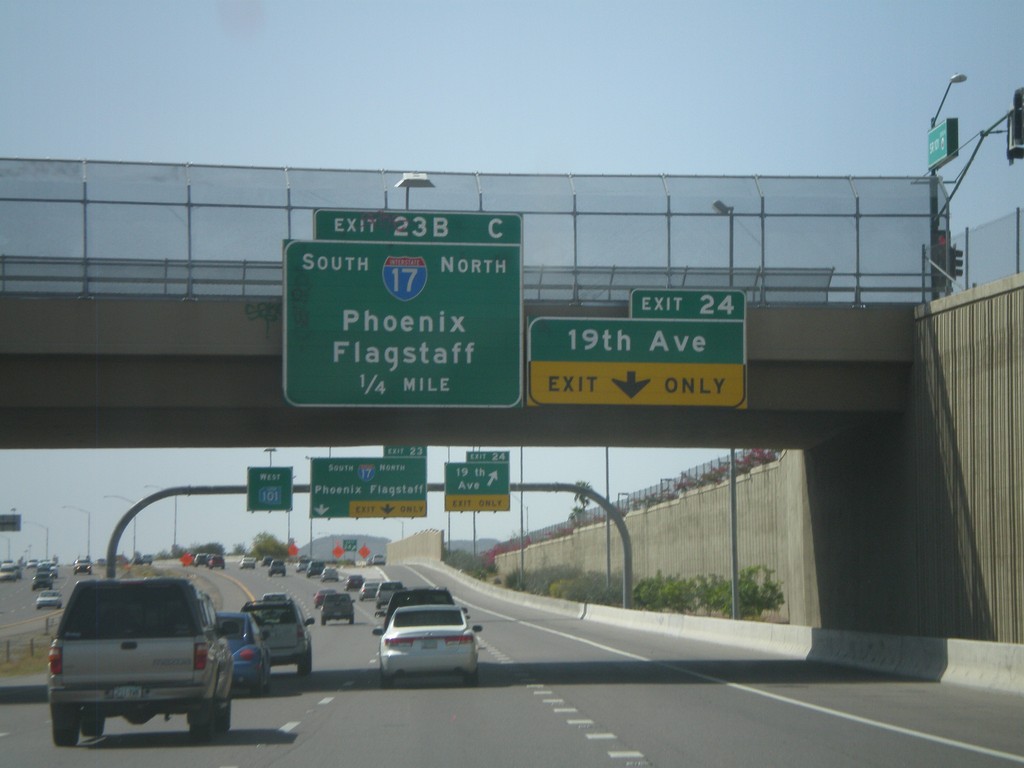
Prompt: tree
<box><xmin>569</xmin><ymin>481</ymin><xmax>593</xmax><ymax>528</ymax></box>
<box><xmin>250</xmin><ymin>532</ymin><xmax>288</xmax><ymax>560</ymax></box>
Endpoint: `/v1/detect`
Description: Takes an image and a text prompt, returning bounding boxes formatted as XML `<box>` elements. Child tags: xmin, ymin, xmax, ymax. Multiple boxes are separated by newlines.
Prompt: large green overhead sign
<box><xmin>284</xmin><ymin>210</ymin><xmax>522</xmax><ymax>407</ymax></box>
<box><xmin>309</xmin><ymin>457</ymin><xmax>427</xmax><ymax>519</ymax></box>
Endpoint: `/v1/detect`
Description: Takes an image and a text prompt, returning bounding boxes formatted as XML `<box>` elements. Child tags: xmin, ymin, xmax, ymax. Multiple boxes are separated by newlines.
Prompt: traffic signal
<box><xmin>1009</xmin><ymin>88</ymin><xmax>1024</xmax><ymax>163</ymax></box>
<box><xmin>949</xmin><ymin>245</ymin><xmax>964</xmax><ymax>278</ymax></box>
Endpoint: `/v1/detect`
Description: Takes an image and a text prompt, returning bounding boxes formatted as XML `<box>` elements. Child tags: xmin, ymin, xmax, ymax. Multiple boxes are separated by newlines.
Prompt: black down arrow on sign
<box><xmin>612</xmin><ymin>371</ymin><xmax>650</xmax><ymax>398</ymax></box>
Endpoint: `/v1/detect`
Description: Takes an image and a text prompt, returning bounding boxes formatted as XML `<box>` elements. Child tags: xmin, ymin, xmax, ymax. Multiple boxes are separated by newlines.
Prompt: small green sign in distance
<box><xmin>444</xmin><ymin>461</ymin><xmax>511</xmax><ymax>511</ymax></box>
<box><xmin>247</xmin><ymin>467</ymin><xmax>294</xmax><ymax>512</ymax></box>
<box><xmin>384</xmin><ymin>446</ymin><xmax>427</xmax><ymax>458</ymax></box>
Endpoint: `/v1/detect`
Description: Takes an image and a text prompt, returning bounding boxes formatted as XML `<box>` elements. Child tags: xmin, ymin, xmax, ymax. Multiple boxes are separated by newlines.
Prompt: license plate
<box><xmin>420</xmin><ymin>639</ymin><xmax>437</xmax><ymax>650</ymax></box>
<box><xmin>109</xmin><ymin>685</ymin><xmax>144</xmax><ymax>699</ymax></box>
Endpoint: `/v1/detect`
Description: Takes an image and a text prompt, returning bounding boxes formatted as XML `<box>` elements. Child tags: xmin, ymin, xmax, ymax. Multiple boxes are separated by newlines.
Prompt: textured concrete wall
<box><xmin>388</xmin><ymin>529</ymin><xmax>444</xmax><ymax>563</ymax></box>
<box><xmin>496</xmin><ymin>453</ymin><xmax>822</xmax><ymax>626</ymax></box>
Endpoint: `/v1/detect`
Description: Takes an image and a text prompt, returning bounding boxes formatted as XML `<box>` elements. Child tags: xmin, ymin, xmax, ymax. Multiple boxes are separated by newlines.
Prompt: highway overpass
<box><xmin>0</xmin><ymin>296</ymin><xmax>912</xmax><ymax>450</ymax></box>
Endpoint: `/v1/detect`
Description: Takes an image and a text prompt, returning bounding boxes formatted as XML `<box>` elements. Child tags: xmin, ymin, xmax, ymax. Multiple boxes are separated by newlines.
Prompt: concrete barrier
<box><xmin>407</xmin><ymin>558</ymin><xmax>1024</xmax><ymax>697</ymax></box>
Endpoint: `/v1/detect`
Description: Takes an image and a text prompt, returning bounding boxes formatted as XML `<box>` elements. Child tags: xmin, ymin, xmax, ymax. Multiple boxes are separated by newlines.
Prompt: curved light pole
<box><xmin>62</xmin><ymin>505</ymin><xmax>92</xmax><ymax>560</ymax></box>
<box><xmin>105</xmin><ymin>494</ymin><xmax>139</xmax><ymax>558</ymax></box>
<box><xmin>145</xmin><ymin>485</ymin><xmax>177</xmax><ymax>554</ymax></box>
<box><xmin>930</xmin><ymin>72</ymin><xmax>967</xmax><ymax>129</ymax></box>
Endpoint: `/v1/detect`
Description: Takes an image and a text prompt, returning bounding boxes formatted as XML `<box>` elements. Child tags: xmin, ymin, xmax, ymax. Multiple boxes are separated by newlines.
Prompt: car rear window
<box><xmin>62</xmin><ymin>584</ymin><xmax>196</xmax><ymax>640</ymax></box>
<box><xmin>247</xmin><ymin>605</ymin><xmax>296</xmax><ymax>625</ymax></box>
<box><xmin>392</xmin><ymin>609</ymin><xmax>465</xmax><ymax>628</ymax></box>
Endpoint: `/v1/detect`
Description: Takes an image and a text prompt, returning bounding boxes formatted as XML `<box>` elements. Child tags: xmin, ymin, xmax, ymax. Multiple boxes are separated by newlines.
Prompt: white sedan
<box><xmin>35</xmin><ymin>590</ymin><xmax>63</xmax><ymax>610</ymax></box>
<box><xmin>374</xmin><ymin>604</ymin><xmax>482</xmax><ymax>687</ymax></box>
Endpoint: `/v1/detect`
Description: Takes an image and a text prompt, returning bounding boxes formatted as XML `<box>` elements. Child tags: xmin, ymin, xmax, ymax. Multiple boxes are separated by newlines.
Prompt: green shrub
<box><xmin>632</xmin><ymin>565</ymin><xmax>784</xmax><ymax>621</ymax></box>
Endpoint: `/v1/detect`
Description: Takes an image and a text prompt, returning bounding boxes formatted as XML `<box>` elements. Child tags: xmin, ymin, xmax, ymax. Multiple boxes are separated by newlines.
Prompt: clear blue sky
<box><xmin>1</xmin><ymin>1</ymin><xmax>1021</xmax><ymax>562</ymax></box>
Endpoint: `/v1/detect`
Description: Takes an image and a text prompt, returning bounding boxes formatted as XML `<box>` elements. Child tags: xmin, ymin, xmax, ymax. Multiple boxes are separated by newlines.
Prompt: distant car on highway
<box><xmin>0</xmin><ymin>563</ymin><xmax>22</xmax><ymax>582</ymax></box>
<box><xmin>367</xmin><ymin>554</ymin><xmax>386</xmax><ymax>566</ymax></box>
<box><xmin>360</xmin><ymin>581</ymin><xmax>381</xmax><ymax>601</ymax></box>
<box><xmin>320</xmin><ymin>567</ymin><xmax>339</xmax><ymax>582</ymax></box>
<box><xmin>32</xmin><ymin>570</ymin><xmax>54</xmax><ymax>590</ymax></box>
<box><xmin>345</xmin><ymin>573</ymin><xmax>365</xmax><ymax>591</ymax></box>
<box><xmin>305</xmin><ymin>560</ymin><xmax>325</xmax><ymax>578</ymax></box>
<box><xmin>73</xmin><ymin>558</ymin><xmax>92</xmax><ymax>575</ymax></box>
<box><xmin>321</xmin><ymin>592</ymin><xmax>354</xmax><ymax>625</ymax></box>
<box><xmin>36</xmin><ymin>589</ymin><xmax>63</xmax><ymax>609</ymax></box>
<box><xmin>268</xmin><ymin>560</ymin><xmax>287</xmax><ymax>577</ymax></box>
<box><xmin>313</xmin><ymin>588</ymin><xmax>337</xmax><ymax>608</ymax></box>
<box><xmin>238</xmin><ymin>556</ymin><xmax>257</xmax><ymax>569</ymax></box>
<box><xmin>206</xmin><ymin>554</ymin><xmax>226</xmax><ymax>569</ymax></box>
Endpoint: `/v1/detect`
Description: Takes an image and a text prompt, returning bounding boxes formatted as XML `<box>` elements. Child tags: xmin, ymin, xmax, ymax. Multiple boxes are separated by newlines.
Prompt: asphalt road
<box><xmin>2</xmin><ymin>560</ymin><xmax>1023</xmax><ymax>767</ymax></box>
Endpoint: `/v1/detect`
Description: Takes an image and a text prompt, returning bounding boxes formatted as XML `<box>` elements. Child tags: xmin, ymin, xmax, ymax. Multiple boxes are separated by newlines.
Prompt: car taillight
<box><xmin>384</xmin><ymin>637</ymin><xmax>415</xmax><ymax>647</ymax></box>
<box><xmin>238</xmin><ymin>647</ymin><xmax>258</xmax><ymax>662</ymax></box>
<box><xmin>296</xmin><ymin>627</ymin><xmax>306</xmax><ymax>639</ymax></box>
<box><xmin>48</xmin><ymin>644</ymin><xmax>63</xmax><ymax>675</ymax></box>
<box><xmin>194</xmin><ymin>642</ymin><xmax>209</xmax><ymax>671</ymax></box>
<box><xmin>443</xmin><ymin>635</ymin><xmax>473</xmax><ymax>646</ymax></box>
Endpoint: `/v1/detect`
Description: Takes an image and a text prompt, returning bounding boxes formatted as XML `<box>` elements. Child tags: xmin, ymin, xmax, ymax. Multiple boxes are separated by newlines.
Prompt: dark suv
<box><xmin>377</xmin><ymin>587</ymin><xmax>460</xmax><ymax>628</ymax></box>
<box><xmin>320</xmin><ymin>592</ymin><xmax>355</xmax><ymax>625</ymax></box>
<box><xmin>242</xmin><ymin>595</ymin><xmax>314</xmax><ymax>675</ymax></box>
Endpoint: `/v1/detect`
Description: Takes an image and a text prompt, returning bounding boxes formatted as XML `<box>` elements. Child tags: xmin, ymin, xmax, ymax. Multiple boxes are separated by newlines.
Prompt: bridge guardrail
<box><xmin>0</xmin><ymin>254</ymin><xmax>940</xmax><ymax>306</ymax></box>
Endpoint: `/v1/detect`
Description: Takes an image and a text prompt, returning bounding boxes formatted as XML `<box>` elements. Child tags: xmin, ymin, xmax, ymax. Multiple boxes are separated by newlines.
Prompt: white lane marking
<box><xmin>553</xmin><ymin>707</ymin><xmax>578</xmax><ymax>713</ymax></box>
<box><xmin>586</xmin><ymin>733</ymin><xmax>617</xmax><ymax>740</ymax></box>
<box><xmin>318</xmin><ymin>697</ymin><xmax>334</xmax><ymax>705</ymax></box>
<box><xmin>457</xmin><ymin>596</ymin><xmax>1024</xmax><ymax>764</ymax></box>
<box><xmin>279</xmin><ymin>721</ymin><xmax>300</xmax><ymax>733</ymax></box>
<box><xmin>532</xmin><ymin>689</ymin><xmax>553</xmax><ymax>695</ymax></box>
<box><xmin>608</xmin><ymin>751</ymin><xmax>646</xmax><ymax>759</ymax></box>
<box><xmin>567</xmin><ymin>718</ymin><xmax>594</xmax><ymax>725</ymax></box>
<box><xmin>543</xmin><ymin>698</ymin><xmax>565</xmax><ymax>704</ymax></box>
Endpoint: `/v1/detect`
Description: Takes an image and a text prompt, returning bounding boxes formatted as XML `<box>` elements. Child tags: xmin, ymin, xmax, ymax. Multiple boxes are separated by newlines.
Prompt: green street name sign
<box><xmin>284</xmin><ymin>210</ymin><xmax>523</xmax><ymax>407</ymax></box>
<box><xmin>309</xmin><ymin>457</ymin><xmax>427</xmax><ymax>519</ymax></box>
<box><xmin>528</xmin><ymin>317</ymin><xmax>746</xmax><ymax>407</ymax></box>
<box><xmin>928</xmin><ymin>118</ymin><xmax>960</xmax><ymax>171</ymax></box>
<box><xmin>444</xmin><ymin>460</ymin><xmax>511</xmax><ymax>511</ymax></box>
<box><xmin>247</xmin><ymin>467</ymin><xmax>294</xmax><ymax>512</ymax></box>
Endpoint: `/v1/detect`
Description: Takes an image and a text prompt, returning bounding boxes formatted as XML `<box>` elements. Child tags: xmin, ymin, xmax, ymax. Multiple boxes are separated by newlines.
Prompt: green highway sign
<box><xmin>444</xmin><ymin>460</ymin><xmax>511</xmax><ymax>511</ymax></box>
<box><xmin>246</xmin><ymin>467</ymin><xmax>293</xmax><ymax>511</ymax></box>
<box><xmin>284</xmin><ymin>210</ymin><xmax>523</xmax><ymax>407</ymax></box>
<box><xmin>309</xmin><ymin>457</ymin><xmax>427</xmax><ymax>518</ymax></box>
<box><xmin>928</xmin><ymin>118</ymin><xmax>960</xmax><ymax>171</ymax></box>
<box><xmin>528</xmin><ymin>317</ymin><xmax>746</xmax><ymax>407</ymax></box>
<box><xmin>630</xmin><ymin>289</ymin><xmax>746</xmax><ymax>320</ymax></box>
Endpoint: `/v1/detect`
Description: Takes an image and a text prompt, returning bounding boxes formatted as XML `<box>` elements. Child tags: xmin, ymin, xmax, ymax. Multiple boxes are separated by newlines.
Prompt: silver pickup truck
<box><xmin>47</xmin><ymin>578</ymin><xmax>233</xmax><ymax>746</ymax></box>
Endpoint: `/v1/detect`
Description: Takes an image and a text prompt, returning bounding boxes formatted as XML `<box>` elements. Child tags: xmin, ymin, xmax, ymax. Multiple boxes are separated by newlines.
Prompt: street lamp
<box><xmin>264</xmin><ymin>447</ymin><xmax>276</xmax><ymax>467</ymax></box>
<box><xmin>24</xmin><ymin>520</ymin><xmax>50</xmax><ymax>561</ymax></box>
<box><xmin>395</xmin><ymin>172</ymin><xmax>434</xmax><ymax>210</ymax></box>
<box><xmin>62</xmin><ymin>505</ymin><xmax>92</xmax><ymax>560</ymax></box>
<box><xmin>712</xmin><ymin>199</ymin><xmax>735</xmax><ymax>287</ymax></box>
<box><xmin>931</xmin><ymin>72</ymin><xmax>967</xmax><ymax>129</ymax></box>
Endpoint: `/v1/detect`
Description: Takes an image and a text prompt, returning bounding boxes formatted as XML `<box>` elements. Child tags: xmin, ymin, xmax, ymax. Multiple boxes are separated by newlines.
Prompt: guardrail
<box><xmin>0</xmin><ymin>255</ymin><xmax>939</xmax><ymax>306</ymax></box>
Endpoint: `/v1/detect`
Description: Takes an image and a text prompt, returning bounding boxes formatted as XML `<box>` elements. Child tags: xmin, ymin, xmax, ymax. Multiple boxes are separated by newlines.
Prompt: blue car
<box><xmin>216</xmin><ymin>611</ymin><xmax>271</xmax><ymax>696</ymax></box>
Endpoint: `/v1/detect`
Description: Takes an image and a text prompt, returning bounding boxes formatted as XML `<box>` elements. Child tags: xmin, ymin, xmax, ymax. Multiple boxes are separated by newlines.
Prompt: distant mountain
<box><xmin>448</xmin><ymin>538</ymin><xmax>499</xmax><ymax>555</ymax></box>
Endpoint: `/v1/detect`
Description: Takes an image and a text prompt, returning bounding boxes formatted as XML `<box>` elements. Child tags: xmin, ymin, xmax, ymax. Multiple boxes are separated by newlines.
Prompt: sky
<box><xmin>1</xmin><ymin>0</ymin><xmax>1021</xmax><ymax>562</ymax></box>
